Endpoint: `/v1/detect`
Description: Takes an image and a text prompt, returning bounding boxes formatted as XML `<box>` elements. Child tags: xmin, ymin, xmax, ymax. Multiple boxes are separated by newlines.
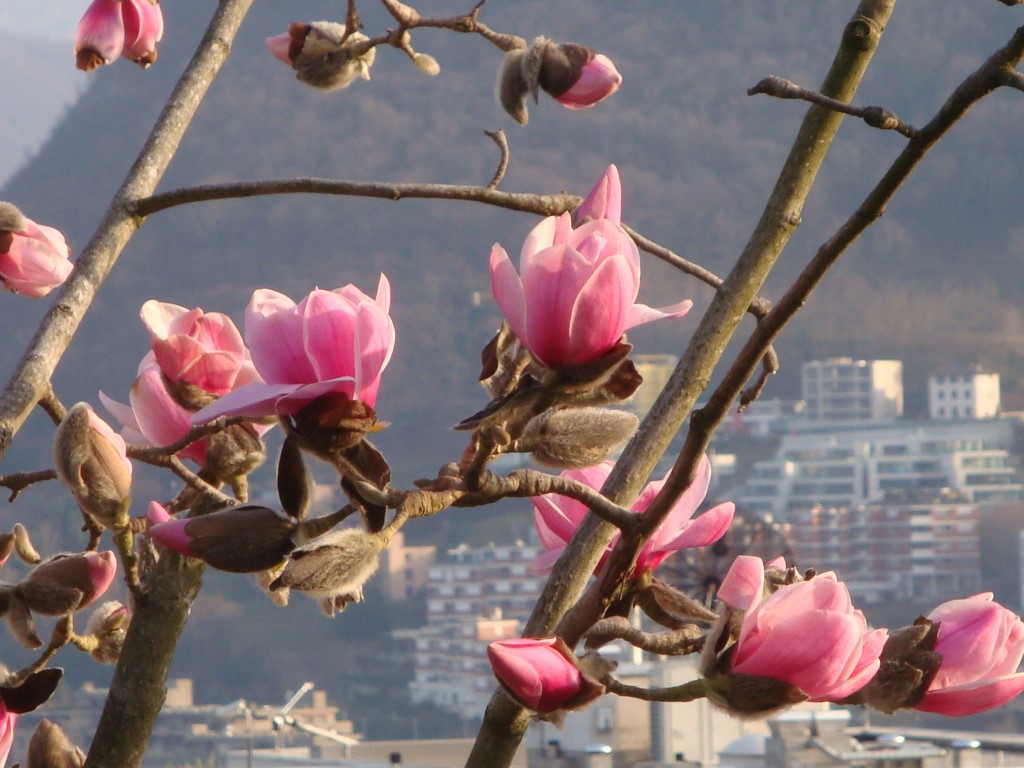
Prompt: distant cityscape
<box><xmin>21</xmin><ymin>356</ymin><xmax>1024</xmax><ymax>767</ymax></box>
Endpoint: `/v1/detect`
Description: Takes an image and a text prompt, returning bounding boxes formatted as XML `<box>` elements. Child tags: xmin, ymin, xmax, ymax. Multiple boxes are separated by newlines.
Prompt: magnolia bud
<box><xmin>83</xmin><ymin>601</ymin><xmax>131</xmax><ymax>664</ymax></box>
<box><xmin>519</xmin><ymin>408</ymin><xmax>637</xmax><ymax>468</ymax></box>
<box><xmin>270</xmin><ymin>528</ymin><xmax>382</xmax><ymax>616</ymax></box>
<box><xmin>270</xmin><ymin>22</ymin><xmax>377</xmax><ymax>91</ymax></box>
<box><xmin>26</xmin><ymin>719</ymin><xmax>86</xmax><ymax>768</ymax></box>
<box><xmin>412</xmin><ymin>52</ymin><xmax>440</xmax><ymax>76</ymax></box>
<box><xmin>146</xmin><ymin>501</ymin><xmax>296</xmax><ymax>573</ymax></box>
<box><xmin>496</xmin><ymin>49</ymin><xmax>531</xmax><ymax>125</ymax></box>
<box><xmin>53</xmin><ymin>403</ymin><xmax>132</xmax><ymax>529</ymax></box>
<box><xmin>25</xmin><ymin>552</ymin><xmax>117</xmax><ymax>613</ymax></box>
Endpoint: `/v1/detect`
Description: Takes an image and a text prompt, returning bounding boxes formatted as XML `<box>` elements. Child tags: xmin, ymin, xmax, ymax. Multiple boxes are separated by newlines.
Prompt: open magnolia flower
<box><xmin>915</xmin><ymin>593</ymin><xmax>1024</xmax><ymax>716</ymax></box>
<box><xmin>101</xmin><ymin>302</ymin><xmax>261</xmax><ymax>465</ymax></box>
<box><xmin>490</xmin><ymin>166</ymin><xmax>691</xmax><ymax>368</ymax></box>
<box><xmin>193</xmin><ymin>276</ymin><xmax>395</xmax><ymax>423</ymax></box>
<box><xmin>711</xmin><ymin>555</ymin><xmax>888</xmax><ymax>706</ymax></box>
<box><xmin>531</xmin><ymin>454</ymin><xmax>734</xmax><ymax>575</ymax></box>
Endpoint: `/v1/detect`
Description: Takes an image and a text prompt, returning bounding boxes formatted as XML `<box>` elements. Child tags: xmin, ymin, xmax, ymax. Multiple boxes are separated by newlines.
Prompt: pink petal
<box><xmin>99</xmin><ymin>390</ymin><xmax>142</xmax><ymax>434</ymax></box>
<box><xmin>565</xmin><ymin>254</ymin><xmax>634</xmax><ymax>366</ymax></box>
<box><xmin>641</xmin><ymin>454</ymin><xmax>713</xmax><ymax>552</ymax></box>
<box><xmin>130</xmin><ymin>367</ymin><xmax>193</xmax><ymax>447</ymax></box>
<box><xmin>374</xmin><ymin>273</ymin><xmax>392</xmax><ymax>312</ymax></box>
<box><xmin>521</xmin><ymin>214</ymin><xmax>570</xmax><ymax>258</ymax></box>
<box><xmin>489</xmin><ymin>244</ymin><xmax>528</xmax><ymax>344</ymax></box>
<box><xmin>121</xmin><ymin>0</ymin><xmax>163</xmax><ymax>67</ymax></box>
<box><xmin>624</xmin><ymin>299</ymin><xmax>693</xmax><ymax>331</ymax></box>
<box><xmin>529</xmin><ymin>547</ymin><xmax>566</xmax><ymax>575</ymax></box>
<box><xmin>273</xmin><ymin>378</ymin><xmax>357</xmax><ymax>415</ymax></box>
<box><xmin>75</xmin><ymin>0</ymin><xmax>125</xmax><ymax>67</ymax></box>
<box><xmin>265</xmin><ymin>33</ymin><xmax>293</xmax><ymax>64</ymax></box>
<box><xmin>576</xmin><ymin>165</ymin><xmax>622</xmax><ymax>224</ymax></box>
<box><xmin>817</xmin><ymin>627</ymin><xmax>888</xmax><ymax>701</ymax></box>
<box><xmin>521</xmin><ymin>244</ymin><xmax>592</xmax><ymax>367</ymax></box>
<box><xmin>246</xmin><ymin>289</ymin><xmax>316</xmax><ymax>384</ymax></box>
<box><xmin>148</xmin><ymin>518</ymin><xmax>195</xmax><ymax>557</ymax></box>
<box><xmin>353</xmin><ymin>299</ymin><xmax>396</xmax><ymax>407</ymax></box>
<box><xmin>556</xmin><ymin>54</ymin><xmax>622</xmax><ymax>109</ymax></box>
<box><xmin>302</xmin><ymin>289</ymin><xmax>358</xmax><ymax>382</ymax></box>
<box><xmin>718</xmin><ymin>555</ymin><xmax>766</xmax><ymax>612</ymax></box>
<box><xmin>147</xmin><ymin>500</ymin><xmax>173</xmax><ymax>525</ymax></box>
<box><xmin>917</xmin><ymin>673</ymin><xmax>1024</xmax><ymax>716</ymax></box>
<box><xmin>652</xmin><ymin>501</ymin><xmax>735</xmax><ymax>558</ymax></box>
<box><xmin>139</xmin><ymin>300</ymin><xmax>189</xmax><ymax>339</ymax></box>
<box><xmin>487</xmin><ymin>639</ymin><xmax>583</xmax><ymax>713</ymax></box>
<box><xmin>191</xmin><ymin>382</ymin><xmax>303</xmax><ymax>422</ymax></box>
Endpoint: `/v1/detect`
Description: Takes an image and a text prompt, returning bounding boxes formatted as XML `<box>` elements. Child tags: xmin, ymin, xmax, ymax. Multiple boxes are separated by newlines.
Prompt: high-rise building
<box><xmin>928</xmin><ymin>369</ymin><xmax>1001</xmax><ymax>420</ymax></box>
<box><xmin>801</xmin><ymin>358</ymin><xmax>903</xmax><ymax>422</ymax></box>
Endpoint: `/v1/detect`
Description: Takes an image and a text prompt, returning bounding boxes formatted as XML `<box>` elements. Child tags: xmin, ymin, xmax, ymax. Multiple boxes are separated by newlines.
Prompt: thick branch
<box><xmin>605</xmin><ymin>676</ymin><xmax>707</xmax><ymax>703</ymax></box>
<box><xmin>466</xmin><ymin>3</ymin><xmax>895</xmax><ymax>765</ymax></box>
<box><xmin>0</xmin><ymin>0</ymin><xmax>255</xmax><ymax>462</ymax></box>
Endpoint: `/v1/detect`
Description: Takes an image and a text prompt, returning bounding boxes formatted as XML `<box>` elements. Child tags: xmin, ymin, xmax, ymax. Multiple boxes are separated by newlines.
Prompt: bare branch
<box><xmin>605</xmin><ymin>676</ymin><xmax>707</xmax><ymax>703</ymax></box>
<box><xmin>749</xmin><ymin>75</ymin><xmax>918</xmax><ymax>138</ymax></box>
<box><xmin>0</xmin><ymin>469</ymin><xmax>57</xmax><ymax>502</ymax></box>
<box><xmin>130</xmin><ymin>178</ymin><xmax>578</xmax><ymax>219</ymax></box>
<box><xmin>37</xmin><ymin>384</ymin><xmax>67</xmax><ymax>426</ymax></box>
<box><xmin>484</xmin><ymin>128</ymin><xmax>510</xmax><ymax>189</ymax></box>
<box><xmin>584</xmin><ymin>616</ymin><xmax>704</xmax><ymax>656</ymax></box>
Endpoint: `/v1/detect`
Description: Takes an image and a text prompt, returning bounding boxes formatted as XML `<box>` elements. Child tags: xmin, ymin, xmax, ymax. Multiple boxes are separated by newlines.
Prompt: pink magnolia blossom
<box><xmin>490</xmin><ymin>167</ymin><xmax>690</xmax><ymax>368</ymax></box>
<box><xmin>718</xmin><ymin>555</ymin><xmax>888</xmax><ymax>702</ymax></box>
<box><xmin>575</xmin><ymin>164</ymin><xmax>622</xmax><ymax>224</ymax></box>
<box><xmin>192</xmin><ymin>275</ymin><xmax>395</xmax><ymax>422</ymax></box>
<box><xmin>531</xmin><ymin>454</ymin><xmax>735</xmax><ymax>575</ymax></box>
<box><xmin>101</xmin><ymin>302</ymin><xmax>259</xmax><ymax>464</ymax></box>
<box><xmin>29</xmin><ymin>551</ymin><xmax>118</xmax><ymax>611</ymax></box>
<box><xmin>555</xmin><ymin>54</ymin><xmax>622</xmax><ymax>110</ymax></box>
<box><xmin>487</xmin><ymin>638</ymin><xmax>584</xmax><ymax>713</ymax></box>
<box><xmin>0</xmin><ymin>217</ymin><xmax>72</xmax><ymax>298</ymax></box>
<box><xmin>0</xmin><ymin>705</ymin><xmax>13</xmax><ymax>768</ymax></box>
<box><xmin>75</xmin><ymin>0</ymin><xmax>163</xmax><ymax>71</ymax></box>
<box><xmin>915</xmin><ymin>593</ymin><xmax>1024</xmax><ymax>716</ymax></box>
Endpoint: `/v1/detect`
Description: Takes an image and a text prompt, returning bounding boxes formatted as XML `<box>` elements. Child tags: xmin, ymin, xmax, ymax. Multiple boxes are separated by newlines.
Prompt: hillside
<box><xmin>2</xmin><ymin>0</ymin><xmax>1024</xmax><ymax>727</ymax></box>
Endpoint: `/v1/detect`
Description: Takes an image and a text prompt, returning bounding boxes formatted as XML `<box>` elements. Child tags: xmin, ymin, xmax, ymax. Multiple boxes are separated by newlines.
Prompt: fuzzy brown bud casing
<box><xmin>270</xmin><ymin>528</ymin><xmax>382</xmax><ymax>616</ymax></box>
<box><xmin>53</xmin><ymin>403</ymin><xmax>132</xmax><ymax>529</ymax></box>
<box><xmin>27</xmin><ymin>719</ymin><xmax>86</xmax><ymax>768</ymax></box>
<box><xmin>84</xmin><ymin>601</ymin><xmax>131</xmax><ymax>664</ymax></box>
<box><xmin>519</xmin><ymin>407</ymin><xmax>637</xmax><ymax>468</ymax></box>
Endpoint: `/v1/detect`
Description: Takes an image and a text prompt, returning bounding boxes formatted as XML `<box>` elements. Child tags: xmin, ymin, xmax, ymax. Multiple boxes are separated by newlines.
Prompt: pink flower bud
<box><xmin>491</xmin><ymin>170</ymin><xmax>689</xmax><ymax>369</ymax></box>
<box><xmin>554</xmin><ymin>53</ymin><xmax>622</xmax><ymax>110</ymax></box>
<box><xmin>27</xmin><ymin>551</ymin><xmax>117</xmax><ymax>611</ymax></box>
<box><xmin>121</xmin><ymin>0</ymin><xmax>164</xmax><ymax>68</ymax></box>
<box><xmin>75</xmin><ymin>0</ymin><xmax>163</xmax><ymax>71</ymax></box>
<box><xmin>0</xmin><ymin>211</ymin><xmax>72</xmax><ymax>298</ymax></box>
<box><xmin>192</xmin><ymin>276</ymin><xmax>395</xmax><ymax>423</ymax></box>
<box><xmin>575</xmin><ymin>165</ymin><xmax>622</xmax><ymax>225</ymax></box>
<box><xmin>265</xmin><ymin>21</ymin><xmax>376</xmax><ymax>91</ymax></box>
<box><xmin>487</xmin><ymin>638</ymin><xmax>585</xmax><ymax>713</ymax></box>
<box><xmin>915</xmin><ymin>593</ymin><xmax>1024</xmax><ymax>716</ymax></box>
<box><xmin>713</xmin><ymin>556</ymin><xmax>888</xmax><ymax>704</ymax></box>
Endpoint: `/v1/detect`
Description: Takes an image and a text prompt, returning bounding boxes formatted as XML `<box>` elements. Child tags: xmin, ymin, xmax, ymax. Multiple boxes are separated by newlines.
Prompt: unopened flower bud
<box><xmin>83</xmin><ymin>601</ymin><xmax>131</xmax><ymax>664</ymax></box>
<box><xmin>25</xmin><ymin>552</ymin><xmax>117</xmax><ymax>613</ymax></box>
<box><xmin>266</xmin><ymin>21</ymin><xmax>376</xmax><ymax>91</ymax></box>
<box><xmin>27</xmin><ymin>719</ymin><xmax>86</xmax><ymax>768</ymax></box>
<box><xmin>270</xmin><ymin>528</ymin><xmax>382</xmax><ymax>616</ymax></box>
<box><xmin>146</xmin><ymin>501</ymin><xmax>296</xmax><ymax>573</ymax></box>
<box><xmin>487</xmin><ymin>638</ymin><xmax>610</xmax><ymax>719</ymax></box>
<box><xmin>496</xmin><ymin>49</ymin><xmax>531</xmax><ymax>125</ymax></box>
<box><xmin>519</xmin><ymin>407</ymin><xmax>638</xmax><ymax>468</ymax></box>
<box><xmin>412</xmin><ymin>52</ymin><xmax>440</xmax><ymax>76</ymax></box>
<box><xmin>54</xmin><ymin>403</ymin><xmax>133</xmax><ymax>530</ymax></box>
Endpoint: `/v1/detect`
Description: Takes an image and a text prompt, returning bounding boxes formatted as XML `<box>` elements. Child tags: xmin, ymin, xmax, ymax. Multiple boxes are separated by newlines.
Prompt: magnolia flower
<box><xmin>75</xmin><ymin>0</ymin><xmax>164</xmax><ymax>71</ymax></box>
<box><xmin>0</xmin><ymin>208</ymin><xmax>72</xmax><ymax>298</ymax></box>
<box><xmin>490</xmin><ymin>166</ymin><xmax>691</xmax><ymax>368</ymax></box>
<box><xmin>102</xmin><ymin>301</ymin><xmax>262</xmax><ymax>465</ymax></box>
<box><xmin>488</xmin><ymin>638</ymin><xmax>586</xmax><ymax>713</ymax></box>
<box><xmin>193</xmin><ymin>276</ymin><xmax>395</xmax><ymax>422</ymax></box>
<box><xmin>26</xmin><ymin>551</ymin><xmax>118</xmax><ymax>612</ymax></box>
<box><xmin>266</xmin><ymin>21</ymin><xmax>376</xmax><ymax>91</ymax></box>
<box><xmin>915</xmin><ymin>593</ymin><xmax>1024</xmax><ymax>716</ymax></box>
<box><xmin>531</xmin><ymin>455</ymin><xmax>734</xmax><ymax>575</ymax></box>
<box><xmin>714</xmin><ymin>555</ymin><xmax>888</xmax><ymax>703</ymax></box>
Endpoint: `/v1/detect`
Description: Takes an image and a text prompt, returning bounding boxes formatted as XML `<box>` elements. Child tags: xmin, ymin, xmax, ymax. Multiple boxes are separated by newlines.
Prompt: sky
<box><xmin>0</xmin><ymin>1</ymin><xmax>82</xmax><ymax>40</ymax></box>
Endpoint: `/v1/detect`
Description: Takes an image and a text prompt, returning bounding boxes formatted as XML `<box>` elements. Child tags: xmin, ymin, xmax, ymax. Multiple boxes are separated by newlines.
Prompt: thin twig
<box><xmin>649</xmin><ymin>24</ymin><xmax>1024</xmax><ymax>552</ymax></box>
<box><xmin>749</xmin><ymin>75</ymin><xmax>918</xmax><ymax>138</ymax></box>
<box><xmin>604</xmin><ymin>676</ymin><xmax>707</xmax><ymax>703</ymax></box>
<box><xmin>0</xmin><ymin>469</ymin><xmax>57</xmax><ymax>502</ymax></box>
<box><xmin>130</xmin><ymin>178</ymin><xmax>578</xmax><ymax>218</ymax></box>
<box><xmin>583</xmin><ymin>616</ymin><xmax>704</xmax><ymax>656</ymax></box>
<box><xmin>126</xmin><ymin>416</ymin><xmax>257</xmax><ymax>463</ymax></box>
<box><xmin>37</xmin><ymin>384</ymin><xmax>67</xmax><ymax>425</ymax></box>
<box><xmin>1</xmin><ymin>617</ymin><xmax>72</xmax><ymax>687</ymax></box>
<box><xmin>484</xmin><ymin>128</ymin><xmax>510</xmax><ymax>189</ymax></box>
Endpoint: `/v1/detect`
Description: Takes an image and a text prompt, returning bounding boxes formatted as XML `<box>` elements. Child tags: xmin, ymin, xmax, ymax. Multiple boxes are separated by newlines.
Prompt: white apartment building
<box><xmin>801</xmin><ymin>358</ymin><xmax>903</xmax><ymax>422</ymax></box>
<box><xmin>407</xmin><ymin>541</ymin><xmax>544</xmax><ymax>718</ymax></box>
<box><xmin>738</xmin><ymin>419</ymin><xmax>1022</xmax><ymax>516</ymax></box>
<box><xmin>929</xmin><ymin>370</ymin><xmax>1001</xmax><ymax>420</ymax></box>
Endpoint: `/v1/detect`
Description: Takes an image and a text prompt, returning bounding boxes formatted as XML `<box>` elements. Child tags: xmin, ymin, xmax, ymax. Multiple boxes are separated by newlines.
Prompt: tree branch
<box><xmin>0</xmin><ymin>0</ymin><xmax>256</xmax><ymax>464</ymax></box>
<box><xmin>466</xmin><ymin>3</ymin><xmax>896</xmax><ymax>765</ymax></box>
<box><xmin>605</xmin><ymin>676</ymin><xmax>707</xmax><ymax>703</ymax></box>
<box><xmin>749</xmin><ymin>75</ymin><xmax>918</xmax><ymax>138</ymax></box>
